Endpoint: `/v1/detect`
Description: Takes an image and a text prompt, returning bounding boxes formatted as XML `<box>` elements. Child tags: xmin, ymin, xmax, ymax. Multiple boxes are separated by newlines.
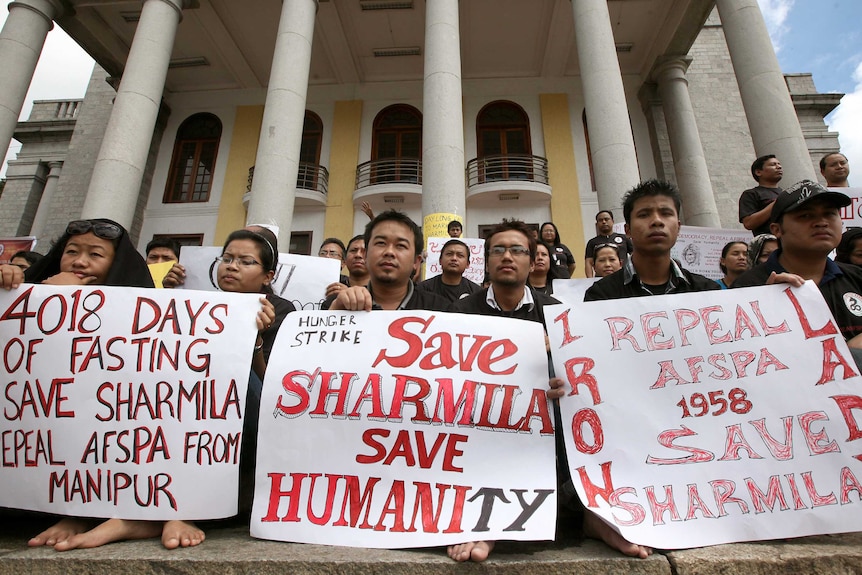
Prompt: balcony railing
<box><xmin>355</xmin><ymin>158</ymin><xmax>422</xmax><ymax>189</ymax></box>
<box><xmin>246</xmin><ymin>162</ymin><xmax>329</xmax><ymax>195</ymax></box>
<box><xmin>466</xmin><ymin>154</ymin><xmax>549</xmax><ymax>187</ymax></box>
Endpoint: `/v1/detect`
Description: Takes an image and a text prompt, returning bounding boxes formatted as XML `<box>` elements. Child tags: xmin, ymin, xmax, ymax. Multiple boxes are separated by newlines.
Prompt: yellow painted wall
<box><xmin>540</xmin><ymin>93</ymin><xmax>585</xmax><ymax>278</ymax></box>
<box><xmin>214</xmin><ymin>105</ymin><xmax>264</xmax><ymax>245</ymax></box>
<box><xmin>324</xmin><ymin>101</ymin><xmax>363</xmax><ymax>243</ymax></box>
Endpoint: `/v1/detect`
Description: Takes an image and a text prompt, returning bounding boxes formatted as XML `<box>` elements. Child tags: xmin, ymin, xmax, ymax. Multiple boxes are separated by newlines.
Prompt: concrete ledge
<box><xmin>1</xmin><ymin>512</ymin><xmax>860</xmax><ymax>575</ymax></box>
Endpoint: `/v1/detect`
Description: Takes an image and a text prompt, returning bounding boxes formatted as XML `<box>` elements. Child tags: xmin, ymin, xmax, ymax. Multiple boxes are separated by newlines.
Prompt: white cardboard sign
<box><xmin>545</xmin><ymin>283</ymin><xmax>862</xmax><ymax>548</ymax></box>
<box><xmin>178</xmin><ymin>246</ymin><xmax>340</xmax><ymax>310</ymax></box>
<box><xmin>0</xmin><ymin>285</ymin><xmax>259</xmax><ymax>519</ymax></box>
<box><xmin>251</xmin><ymin>310</ymin><xmax>557</xmax><ymax>548</ymax></box>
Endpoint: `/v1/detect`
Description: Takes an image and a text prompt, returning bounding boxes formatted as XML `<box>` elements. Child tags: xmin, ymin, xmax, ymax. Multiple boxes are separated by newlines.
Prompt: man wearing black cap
<box><xmin>734</xmin><ymin>180</ymin><xmax>862</xmax><ymax>354</ymax></box>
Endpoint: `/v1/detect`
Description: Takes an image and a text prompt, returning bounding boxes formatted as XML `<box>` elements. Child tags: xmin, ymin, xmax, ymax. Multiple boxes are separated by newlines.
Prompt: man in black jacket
<box><xmin>733</xmin><ymin>180</ymin><xmax>862</xmax><ymax>360</ymax></box>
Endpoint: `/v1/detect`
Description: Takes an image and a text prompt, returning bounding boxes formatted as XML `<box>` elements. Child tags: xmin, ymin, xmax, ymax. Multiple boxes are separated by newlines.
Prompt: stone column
<box><xmin>421</xmin><ymin>0</ymin><xmax>466</xmax><ymax>227</ymax></box>
<box><xmin>572</xmin><ymin>0</ymin><xmax>640</xmax><ymax>213</ymax></box>
<box><xmin>0</xmin><ymin>0</ymin><xmax>61</xmax><ymax>167</ymax></box>
<box><xmin>80</xmin><ymin>0</ymin><xmax>186</xmax><ymax>227</ymax></box>
<box><xmin>245</xmin><ymin>0</ymin><xmax>317</xmax><ymax>235</ymax></box>
<box><xmin>715</xmin><ymin>0</ymin><xmax>815</xmax><ymax>185</ymax></box>
<box><xmin>29</xmin><ymin>160</ymin><xmax>61</xmax><ymax>238</ymax></box>
<box><xmin>653</xmin><ymin>57</ymin><xmax>720</xmax><ymax>227</ymax></box>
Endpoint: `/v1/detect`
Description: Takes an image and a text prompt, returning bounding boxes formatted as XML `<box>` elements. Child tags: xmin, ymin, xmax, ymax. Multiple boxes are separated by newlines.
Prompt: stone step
<box><xmin>1</xmin><ymin>512</ymin><xmax>860</xmax><ymax>575</ymax></box>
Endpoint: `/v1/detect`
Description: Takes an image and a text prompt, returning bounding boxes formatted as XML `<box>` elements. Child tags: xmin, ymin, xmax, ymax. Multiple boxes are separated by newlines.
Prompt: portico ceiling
<box><xmin>57</xmin><ymin>0</ymin><xmax>715</xmax><ymax>93</ymax></box>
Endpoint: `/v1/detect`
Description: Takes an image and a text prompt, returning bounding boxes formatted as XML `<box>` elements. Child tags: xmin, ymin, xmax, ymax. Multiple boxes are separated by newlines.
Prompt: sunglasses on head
<box><xmin>66</xmin><ymin>220</ymin><xmax>123</xmax><ymax>240</ymax></box>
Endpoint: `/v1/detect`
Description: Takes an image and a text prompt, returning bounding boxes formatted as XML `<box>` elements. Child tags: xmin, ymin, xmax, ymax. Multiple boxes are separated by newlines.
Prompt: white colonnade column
<box><xmin>715</xmin><ymin>0</ymin><xmax>815</xmax><ymax>185</ymax></box>
<box><xmin>572</xmin><ymin>0</ymin><xmax>641</xmax><ymax>213</ymax></box>
<box><xmin>30</xmin><ymin>160</ymin><xmax>61</xmax><ymax>238</ymax></box>
<box><xmin>653</xmin><ymin>57</ymin><xmax>720</xmax><ymax>227</ymax></box>
<box><xmin>246</xmin><ymin>0</ymin><xmax>317</xmax><ymax>235</ymax></box>
<box><xmin>421</xmin><ymin>0</ymin><xmax>466</xmax><ymax>230</ymax></box>
<box><xmin>81</xmin><ymin>0</ymin><xmax>188</xmax><ymax>227</ymax></box>
<box><xmin>0</xmin><ymin>0</ymin><xmax>61</xmax><ymax>166</ymax></box>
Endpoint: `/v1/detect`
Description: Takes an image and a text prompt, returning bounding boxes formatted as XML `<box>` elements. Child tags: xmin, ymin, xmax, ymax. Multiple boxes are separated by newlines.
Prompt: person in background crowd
<box><xmin>591</xmin><ymin>243</ymin><xmax>623</xmax><ymax>278</ymax></box>
<box><xmin>9</xmin><ymin>250</ymin><xmax>43</xmax><ymax>271</ymax></box>
<box><xmin>145</xmin><ymin>237</ymin><xmax>180</xmax><ymax>264</ymax></box>
<box><xmin>417</xmin><ymin>238</ymin><xmax>480</xmax><ymax>302</ymax></box>
<box><xmin>584</xmin><ymin>210</ymin><xmax>632</xmax><ymax>277</ymax></box>
<box><xmin>325</xmin><ymin>235</ymin><xmax>370</xmax><ymax>297</ymax></box>
<box><xmin>739</xmin><ymin>154</ymin><xmax>783</xmax><ymax>236</ymax></box>
<box><xmin>821</xmin><ymin>152</ymin><xmax>850</xmax><ymax>188</ymax></box>
<box><xmin>747</xmin><ymin>233</ymin><xmax>778</xmax><ymax>267</ymax></box>
<box><xmin>716</xmin><ymin>241</ymin><xmax>749</xmax><ymax>289</ymax></box>
<box><xmin>836</xmin><ymin>228</ymin><xmax>862</xmax><ymax>266</ymax></box>
<box><xmin>447</xmin><ymin>219</ymin><xmax>463</xmax><ymax>238</ymax></box>
<box><xmin>527</xmin><ymin>240</ymin><xmax>557</xmax><ymax>295</ymax></box>
<box><xmin>541</xmin><ymin>221</ymin><xmax>575</xmax><ymax>278</ymax></box>
<box><xmin>448</xmin><ymin>219</ymin><xmax>559</xmax><ymax>563</ymax></box>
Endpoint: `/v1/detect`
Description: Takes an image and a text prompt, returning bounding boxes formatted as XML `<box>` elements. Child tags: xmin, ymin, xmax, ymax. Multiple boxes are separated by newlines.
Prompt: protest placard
<box><xmin>550</xmin><ymin>278</ymin><xmax>600</xmax><ymax>304</ymax></box>
<box><xmin>545</xmin><ymin>282</ymin><xmax>862</xmax><ymax>548</ymax></box>
<box><xmin>670</xmin><ymin>226</ymin><xmax>752</xmax><ymax>280</ymax></box>
<box><xmin>177</xmin><ymin>246</ymin><xmax>340</xmax><ymax>310</ymax></box>
<box><xmin>251</xmin><ymin>310</ymin><xmax>557</xmax><ymax>548</ymax></box>
<box><xmin>0</xmin><ymin>285</ymin><xmax>260</xmax><ymax>520</ymax></box>
<box><xmin>424</xmin><ymin>237</ymin><xmax>485</xmax><ymax>284</ymax></box>
<box><xmin>0</xmin><ymin>237</ymin><xmax>37</xmax><ymax>264</ymax></box>
<box><xmin>838</xmin><ymin>187</ymin><xmax>862</xmax><ymax>227</ymax></box>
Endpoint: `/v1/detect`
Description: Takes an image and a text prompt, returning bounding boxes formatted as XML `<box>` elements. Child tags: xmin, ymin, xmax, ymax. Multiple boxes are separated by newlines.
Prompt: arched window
<box><xmin>476</xmin><ymin>101</ymin><xmax>531</xmax><ymax>181</ymax></box>
<box><xmin>297</xmin><ymin>111</ymin><xmax>323</xmax><ymax>191</ymax></box>
<box><xmin>163</xmin><ymin>113</ymin><xmax>222</xmax><ymax>203</ymax></box>
<box><xmin>371</xmin><ymin>104</ymin><xmax>422</xmax><ymax>183</ymax></box>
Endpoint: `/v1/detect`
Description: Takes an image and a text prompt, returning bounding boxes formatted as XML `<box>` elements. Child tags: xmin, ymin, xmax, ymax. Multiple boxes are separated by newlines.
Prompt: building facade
<box><xmin>0</xmin><ymin>0</ymin><xmax>842</xmax><ymax>272</ymax></box>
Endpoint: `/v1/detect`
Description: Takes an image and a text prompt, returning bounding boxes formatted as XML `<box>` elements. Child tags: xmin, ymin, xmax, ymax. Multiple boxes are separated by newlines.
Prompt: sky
<box><xmin>0</xmin><ymin>1</ymin><xmax>860</xmax><ymax>184</ymax></box>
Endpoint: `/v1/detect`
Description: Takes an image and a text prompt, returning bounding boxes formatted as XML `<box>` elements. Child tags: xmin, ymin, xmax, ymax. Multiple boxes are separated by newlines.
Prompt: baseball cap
<box><xmin>770</xmin><ymin>179</ymin><xmax>851</xmax><ymax>223</ymax></box>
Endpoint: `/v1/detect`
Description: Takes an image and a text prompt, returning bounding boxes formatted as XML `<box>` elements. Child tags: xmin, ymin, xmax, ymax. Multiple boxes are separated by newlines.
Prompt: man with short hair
<box><xmin>734</xmin><ymin>180</ymin><xmax>862</xmax><ymax>356</ymax></box>
<box><xmin>145</xmin><ymin>237</ymin><xmax>180</xmax><ymax>264</ymax></box>
<box><xmin>552</xmin><ymin>180</ymin><xmax>718</xmax><ymax>560</ymax></box>
<box><xmin>325</xmin><ymin>235</ymin><xmax>370</xmax><ymax>297</ymax></box>
<box><xmin>328</xmin><ymin>210</ymin><xmax>448</xmax><ymax>311</ymax></box>
<box><xmin>584</xmin><ymin>210</ymin><xmax>633</xmax><ymax>277</ymax></box>
<box><xmin>447</xmin><ymin>220</ymin><xmax>462</xmax><ymax>238</ymax></box>
<box><xmin>447</xmin><ymin>219</ymin><xmax>560</xmax><ymax>563</ymax></box>
<box><xmin>821</xmin><ymin>152</ymin><xmax>850</xmax><ymax>188</ymax></box>
<box><xmin>417</xmin><ymin>239</ymin><xmax>480</xmax><ymax>302</ymax></box>
<box><xmin>739</xmin><ymin>154</ymin><xmax>783</xmax><ymax>236</ymax></box>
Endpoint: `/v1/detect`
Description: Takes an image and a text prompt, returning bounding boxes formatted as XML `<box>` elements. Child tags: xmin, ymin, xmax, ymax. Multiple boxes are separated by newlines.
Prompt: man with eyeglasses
<box><xmin>584</xmin><ymin>210</ymin><xmax>632</xmax><ymax>277</ymax></box>
<box><xmin>447</xmin><ymin>218</ymin><xmax>559</xmax><ymax>563</ymax></box>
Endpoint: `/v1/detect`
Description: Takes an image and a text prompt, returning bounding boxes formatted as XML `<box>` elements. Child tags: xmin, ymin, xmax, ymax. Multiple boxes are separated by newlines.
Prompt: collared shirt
<box><xmin>745</xmin><ymin>248</ymin><xmax>843</xmax><ymax>286</ymax></box>
<box><xmin>370</xmin><ymin>280</ymin><xmax>415</xmax><ymax>310</ymax></box>
<box><xmin>485</xmin><ymin>284</ymin><xmax>534</xmax><ymax>312</ymax></box>
<box><xmin>622</xmin><ymin>256</ymin><xmax>691</xmax><ymax>296</ymax></box>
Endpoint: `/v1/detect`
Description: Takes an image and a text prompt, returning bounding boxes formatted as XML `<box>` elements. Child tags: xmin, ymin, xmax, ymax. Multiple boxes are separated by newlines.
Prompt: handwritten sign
<box><xmin>545</xmin><ymin>283</ymin><xmax>862</xmax><ymax>548</ymax></box>
<box><xmin>251</xmin><ymin>310</ymin><xmax>557</xmax><ymax>548</ymax></box>
<box><xmin>424</xmin><ymin>237</ymin><xmax>485</xmax><ymax>284</ymax></box>
<box><xmin>838</xmin><ymin>187</ymin><xmax>862</xmax><ymax>227</ymax></box>
<box><xmin>423</xmin><ymin>212</ymin><xmax>461</xmax><ymax>242</ymax></box>
<box><xmin>177</xmin><ymin>246</ymin><xmax>340</xmax><ymax>310</ymax></box>
<box><xmin>0</xmin><ymin>285</ymin><xmax>259</xmax><ymax>519</ymax></box>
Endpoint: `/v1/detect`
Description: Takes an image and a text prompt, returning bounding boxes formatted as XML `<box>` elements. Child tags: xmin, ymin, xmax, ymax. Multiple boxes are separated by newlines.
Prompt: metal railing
<box><xmin>246</xmin><ymin>162</ymin><xmax>329</xmax><ymax>195</ymax></box>
<box><xmin>466</xmin><ymin>154</ymin><xmax>549</xmax><ymax>187</ymax></box>
<box><xmin>355</xmin><ymin>158</ymin><xmax>422</xmax><ymax>189</ymax></box>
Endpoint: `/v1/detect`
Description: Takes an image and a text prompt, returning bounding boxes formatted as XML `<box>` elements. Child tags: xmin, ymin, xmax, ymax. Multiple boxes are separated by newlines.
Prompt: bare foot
<box><xmin>51</xmin><ymin>518</ymin><xmax>163</xmax><ymax>551</ymax></box>
<box><xmin>583</xmin><ymin>511</ymin><xmax>652</xmax><ymax>558</ymax></box>
<box><xmin>446</xmin><ymin>540</ymin><xmax>495</xmax><ymax>562</ymax></box>
<box><xmin>162</xmin><ymin>520</ymin><xmax>205</xmax><ymax>549</ymax></box>
<box><xmin>28</xmin><ymin>518</ymin><xmax>94</xmax><ymax>547</ymax></box>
